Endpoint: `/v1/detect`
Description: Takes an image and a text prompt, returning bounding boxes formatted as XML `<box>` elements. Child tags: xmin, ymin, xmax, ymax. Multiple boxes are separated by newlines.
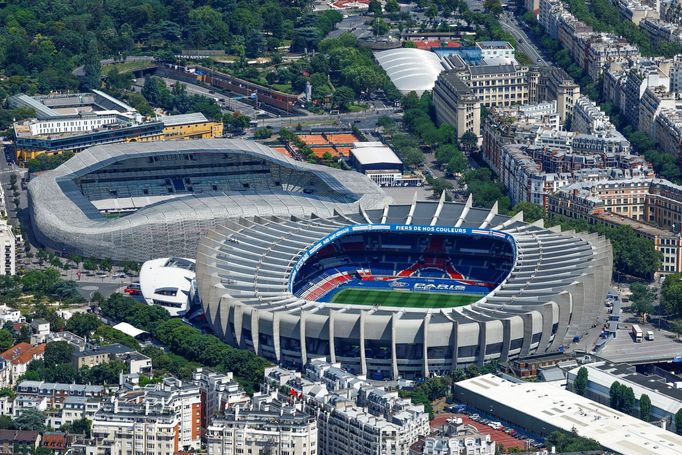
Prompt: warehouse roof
<box><xmin>457</xmin><ymin>374</ymin><xmax>682</xmax><ymax>455</ymax></box>
<box><xmin>374</xmin><ymin>48</ymin><xmax>444</xmax><ymax>95</ymax></box>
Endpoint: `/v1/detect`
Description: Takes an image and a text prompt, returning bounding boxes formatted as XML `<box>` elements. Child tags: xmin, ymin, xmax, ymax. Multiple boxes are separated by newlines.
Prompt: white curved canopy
<box><xmin>374</xmin><ymin>48</ymin><xmax>444</xmax><ymax>95</ymax></box>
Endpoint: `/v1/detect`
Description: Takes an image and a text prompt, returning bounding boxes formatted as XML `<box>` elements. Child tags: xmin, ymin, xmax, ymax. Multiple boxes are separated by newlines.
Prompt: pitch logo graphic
<box><xmin>413</xmin><ymin>283</ymin><xmax>466</xmax><ymax>291</ymax></box>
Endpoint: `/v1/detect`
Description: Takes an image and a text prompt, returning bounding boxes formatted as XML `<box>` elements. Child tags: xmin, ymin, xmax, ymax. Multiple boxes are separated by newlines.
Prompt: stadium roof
<box><xmin>28</xmin><ymin>139</ymin><xmax>389</xmax><ymax>262</ymax></box>
<box><xmin>374</xmin><ymin>48</ymin><xmax>444</xmax><ymax>95</ymax></box>
<box><xmin>457</xmin><ymin>374</ymin><xmax>682</xmax><ymax>455</ymax></box>
<box><xmin>350</xmin><ymin>142</ymin><xmax>402</xmax><ymax>166</ymax></box>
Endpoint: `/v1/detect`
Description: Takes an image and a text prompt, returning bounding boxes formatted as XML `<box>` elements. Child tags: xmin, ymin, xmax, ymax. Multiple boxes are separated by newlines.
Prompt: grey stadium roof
<box><xmin>196</xmin><ymin>195</ymin><xmax>612</xmax><ymax>378</ymax></box>
<box><xmin>28</xmin><ymin>139</ymin><xmax>390</xmax><ymax>262</ymax></box>
<box><xmin>374</xmin><ymin>48</ymin><xmax>445</xmax><ymax>95</ymax></box>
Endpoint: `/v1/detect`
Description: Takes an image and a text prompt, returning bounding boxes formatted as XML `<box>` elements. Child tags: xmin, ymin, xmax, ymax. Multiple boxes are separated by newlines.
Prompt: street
<box><xmin>499</xmin><ymin>12</ymin><xmax>548</xmax><ymax>66</ymax></box>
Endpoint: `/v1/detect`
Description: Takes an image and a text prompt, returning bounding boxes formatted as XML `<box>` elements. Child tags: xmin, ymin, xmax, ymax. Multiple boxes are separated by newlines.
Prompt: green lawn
<box><xmin>331</xmin><ymin>288</ymin><xmax>481</xmax><ymax>308</ymax></box>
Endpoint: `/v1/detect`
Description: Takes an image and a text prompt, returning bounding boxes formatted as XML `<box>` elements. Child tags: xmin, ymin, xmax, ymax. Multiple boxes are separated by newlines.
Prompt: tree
<box><xmin>460</xmin><ymin>131</ymin><xmax>478</xmax><ymax>151</ymax></box>
<box><xmin>80</xmin><ymin>39</ymin><xmax>101</xmax><ymax>91</ymax></box>
<box><xmin>446</xmin><ymin>154</ymin><xmax>467</xmax><ymax>175</ymax></box>
<box><xmin>371</xmin><ymin>19</ymin><xmax>390</xmax><ymax>36</ymax></box>
<box><xmin>622</xmin><ymin>385</ymin><xmax>635</xmax><ymax>415</ymax></box>
<box><xmin>332</xmin><ymin>86</ymin><xmax>356</xmax><ymax>111</ymax></box>
<box><xmin>483</xmin><ymin>0</ymin><xmax>504</xmax><ymax>16</ymax></box>
<box><xmin>398</xmin><ymin>147</ymin><xmax>425</xmax><ymax>167</ymax></box>
<box><xmin>609</xmin><ymin>381</ymin><xmax>622</xmax><ymax>409</ymax></box>
<box><xmin>574</xmin><ymin>367</ymin><xmax>588</xmax><ymax>396</ymax></box>
<box><xmin>546</xmin><ymin>431</ymin><xmax>601</xmax><ymax>452</ymax></box>
<box><xmin>0</xmin><ymin>329</ymin><xmax>13</xmax><ymax>352</ymax></box>
<box><xmin>368</xmin><ymin>0</ymin><xmax>383</xmax><ymax>15</ymax></box>
<box><xmin>676</xmin><ymin>409</ymin><xmax>682</xmax><ymax>435</ymax></box>
<box><xmin>69</xmin><ymin>418</ymin><xmax>92</xmax><ymax>437</ymax></box>
<box><xmin>671</xmin><ymin>320</ymin><xmax>682</xmax><ymax>340</ymax></box>
<box><xmin>254</xmin><ymin>128</ymin><xmax>272</xmax><ymax>140</ymax></box>
<box><xmin>14</xmin><ymin>409</ymin><xmax>46</xmax><ymax>432</ymax></box>
<box><xmin>385</xmin><ymin>0</ymin><xmax>401</xmax><ymax>13</ymax></box>
<box><xmin>142</xmin><ymin>76</ymin><xmax>172</xmax><ymax>109</ymax></box>
<box><xmin>662</xmin><ymin>274</ymin><xmax>682</xmax><ymax>316</ymax></box>
<box><xmin>639</xmin><ymin>393</ymin><xmax>651</xmax><ymax>422</ymax></box>
<box><xmin>630</xmin><ymin>283</ymin><xmax>655</xmax><ymax>318</ymax></box>
<box><xmin>66</xmin><ymin>313</ymin><xmax>102</xmax><ymax>337</ymax></box>
<box><xmin>44</xmin><ymin>341</ymin><xmax>75</xmax><ymax>367</ymax></box>
<box><xmin>510</xmin><ymin>202</ymin><xmax>545</xmax><ymax>223</ymax></box>
<box><xmin>430</xmin><ymin>177</ymin><xmax>454</xmax><ymax>197</ymax></box>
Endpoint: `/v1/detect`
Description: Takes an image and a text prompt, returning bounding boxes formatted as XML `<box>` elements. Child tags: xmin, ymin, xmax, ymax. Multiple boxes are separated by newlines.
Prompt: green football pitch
<box><xmin>331</xmin><ymin>288</ymin><xmax>481</xmax><ymax>308</ymax></box>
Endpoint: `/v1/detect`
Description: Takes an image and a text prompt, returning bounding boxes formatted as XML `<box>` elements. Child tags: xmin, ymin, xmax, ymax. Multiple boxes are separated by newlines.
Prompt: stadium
<box><xmin>27</xmin><ymin>139</ymin><xmax>389</xmax><ymax>262</ymax></box>
<box><xmin>196</xmin><ymin>198</ymin><xmax>613</xmax><ymax>379</ymax></box>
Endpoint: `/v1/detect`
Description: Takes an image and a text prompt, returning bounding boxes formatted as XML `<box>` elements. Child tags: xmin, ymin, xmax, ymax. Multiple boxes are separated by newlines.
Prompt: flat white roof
<box><xmin>350</xmin><ymin>143</ymin><xmax>402</xmax><ymax>166</ymax></box>
<box><xmin>569</xmin><ymin>363</ymin><xmax>682</xmax><ymax>415</ymax></box>
<box><xmin>113</xmin><ymin>322</ymin><xmax>148</xmax><ymax>339</ymax></box>
<box><xmin>161</xmin><ymin>112</ymin><xmax>209</xmax><ymax>126</ymax></box>
<box><xmin>457</xmin><ymin>374</ymin><xmax>682</xmax><ymax>455</ymax></box>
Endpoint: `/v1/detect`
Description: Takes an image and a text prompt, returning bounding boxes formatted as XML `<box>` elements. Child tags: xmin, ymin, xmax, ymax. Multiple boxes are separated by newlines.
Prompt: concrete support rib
<box><xmin>451</xmin><ymin>320</ymin><xmax>459</xmax><ymax>369</ymax></box>
<box><xmin>405</xmin><ymin>193</ymin><xmax>418</xmax><ymax>225</ymax></box>
<box><xmin>233</xmin><ymin>304</ymin><xmax>244</xmax><ymax>348</ymax></box>
<box><xmin>360</xmin><ymin>206</ymin><xmax>372</xmax><ymax>224</ymax></box>
<box><xmin>430</xmin><ymin>192</ymin><xmax>446</xmax><ymax>226</ymax></box>
<box><xmin>391</xmin><ymin>313</ymin><xmax>399</xmax><ymax>380</ymax></box>
<box><xmin>477</xmin><ymin>321</ymin><xmax>487</xmax><ymax>366</ymax></box>
<box><xmin>455</xmin><ymin>194</ymin><xmax>473</xmax><ymax>227</ymax></box>
<box><xmin>380</xmin><ymin>204</ymin><xmax>390</xmax><ymax>224</ymax></box>
<box><xmin>359</xmin><ymin>311</ymin><xmax>367</xmax><ymax>376</ymax></box>
<box><xmin>329</xmin><ymin>311</ymin><xmax>336</xmax><ymax>364</ymax></box>
<box><xmin>273</xmin><ymin>312</ymin><xmax>281</xmax><ymax>363</ymax></box>
<box><xmin>479</xmin><ymin>201</ymin><xmax>498</xmax><ymax>228</ymax></box>
<box><xmin>500</xmin><ymin>319</ymin><xmax>511</xmax><ymax>363</ymax></box>
<box><xmin>251</xmin><ymin>309</ymin><xmax>260</xmax><ymax>355</ymax></box>
<box><xmin>493</xmin><ymin>210</ymin><xmax>523</xmax><ymax>230</ymax></box>
<box><xmin>520</xmin><ymin>313</ymin><xmax>533</xmax><ymax>357</ymax></box>
<box><xmin>299</xmin><ymin>312</ymin><xmax>307</xmax><ymax>367</ymax></box>
<box><xmin>423</xmin><ymin>313</ymin><xmax>431</xmax><ymax>378</ymax></box>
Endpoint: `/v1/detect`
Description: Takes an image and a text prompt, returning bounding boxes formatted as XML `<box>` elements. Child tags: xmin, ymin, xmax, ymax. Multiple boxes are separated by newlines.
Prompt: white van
<box><xmin>646</xmin><ymin>331</ymin><xmax>655</xmax><ymax>341</ymax></box>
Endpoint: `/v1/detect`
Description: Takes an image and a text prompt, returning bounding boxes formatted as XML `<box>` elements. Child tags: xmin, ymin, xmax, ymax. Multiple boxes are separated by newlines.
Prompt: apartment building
<box><xmin>91</xmin><ymin>377</ymin><xmax>202</xmax><ymax>454</ymax></box>
<box><xmin>481</xmin><ymin>98</ymin><xmax>652</xmax><ymax>206</ymax></box>
<box><xmin>207</xmin><ymin>407</ymin><xmax>318</xmax><ymax>455</ymax></box>
<box><xmin>0</xmin><ymin>220</ymin><xmax>15</xmax><ymax>277</ymax></box>
<box><xmin>548</xmin><ymin>178</ymin><xmax>682</xmax><ymax>272</ymax></box>
<box><xmin>73</xmin><ymin>343</ymin><xmax>152</xmax><ymax>375</ymax></box>
<box><xmin>15</xmin><ymin>381</ymin><xmax>104</xmax><ymax>410</ymax></box>
<box><xmin>192</xmin><ymin>368</ymin><xmax>249</xmax><ymax>432</ymax></box>
<box><xmin>0</xmin><ymin>343</ymin><xmax>45</xmax><ymax>385</ymax></box>
<box><xmin>537</xmin><ymin>66</ymin><xmax>581</xmax><ymax>122</ymax></box>
<box><xmin>639</xmin><ymin>86</ymin><xmax>678</xmax><ymax>141</ymax></box>
<box><xmin>266</xmin><ymin>360</ymin><xmax>429</xmax><ymax>455</ymax></box>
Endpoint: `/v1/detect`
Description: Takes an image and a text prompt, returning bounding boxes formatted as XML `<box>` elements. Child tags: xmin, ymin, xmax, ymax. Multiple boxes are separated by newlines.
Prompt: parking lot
<box><xmin>600</xmin><ymin>326</ymin><xmax>682</xmax><ymax>364</ymax></box>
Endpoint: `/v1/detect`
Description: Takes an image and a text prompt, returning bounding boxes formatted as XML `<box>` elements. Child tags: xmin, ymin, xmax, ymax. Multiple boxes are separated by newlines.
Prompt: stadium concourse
<box><xmin>196</xmin><ymin>195</ymin><xmax>613</xmax><ymax>380</ymax></box>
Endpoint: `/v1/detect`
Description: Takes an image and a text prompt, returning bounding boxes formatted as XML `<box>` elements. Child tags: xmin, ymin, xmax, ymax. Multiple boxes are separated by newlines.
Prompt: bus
<box><xmin>631</xmin><ymin>324</ymin><xmax>643</xmax><ymax>342</ymax></box>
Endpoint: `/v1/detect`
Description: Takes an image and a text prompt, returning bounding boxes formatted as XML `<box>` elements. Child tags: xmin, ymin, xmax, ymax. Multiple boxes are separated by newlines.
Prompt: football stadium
<box><xmin>27</xmin><ymin>139</ymin><xmax>389</xmax><ymax>262</ymax></box>
<box><xmin>197</xmin><ymin>198</ymin><xmax>613</xmax><ymax>379</ymax></box>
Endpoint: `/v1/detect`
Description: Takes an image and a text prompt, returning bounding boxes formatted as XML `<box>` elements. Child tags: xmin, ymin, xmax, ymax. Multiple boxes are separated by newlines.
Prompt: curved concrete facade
<box><xmin>196</xmin><ymin>198</ymin><xmax>613</xmax><ymax>379</ymax></box>
<box><xmin>28</xmin><ymin>139</ymin><xmax>389</xmax><ymax>262</ymax></box>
